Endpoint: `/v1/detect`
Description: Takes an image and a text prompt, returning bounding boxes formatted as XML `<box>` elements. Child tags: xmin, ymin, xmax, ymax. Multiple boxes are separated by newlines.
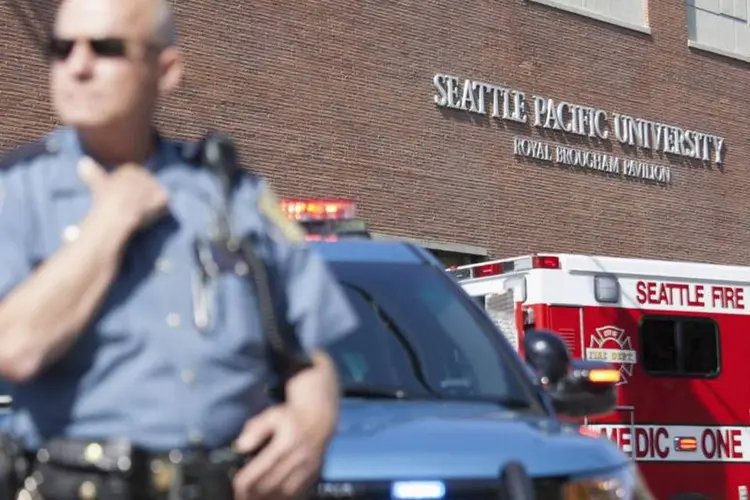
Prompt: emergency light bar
<box><xmin>280</xmin><ymin>198</ymin><xmax>372</xmax><ymax>241</ymax></box>
<box><xmin>448</xmin><ymin>255</ymin><xmax>561</xmax><ymax>280</ymax></box>
<box><xmin>281</xmin><ymin>199</ymin><xmax>357</xmax><ymax>222</ymax></box>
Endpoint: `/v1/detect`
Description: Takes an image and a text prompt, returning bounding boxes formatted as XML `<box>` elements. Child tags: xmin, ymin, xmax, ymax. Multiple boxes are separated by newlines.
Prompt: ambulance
<box><xmin>448</xmin><ymin>253</ymin><xmax>750</xmax><ymax>500</ymax></box>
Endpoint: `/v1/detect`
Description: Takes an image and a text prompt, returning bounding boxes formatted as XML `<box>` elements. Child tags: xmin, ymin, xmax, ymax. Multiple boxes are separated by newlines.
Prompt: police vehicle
<box><xmin>281</xmin><ymin>199</ymin><xmax>643</xmax><ymax>499</ymax></box>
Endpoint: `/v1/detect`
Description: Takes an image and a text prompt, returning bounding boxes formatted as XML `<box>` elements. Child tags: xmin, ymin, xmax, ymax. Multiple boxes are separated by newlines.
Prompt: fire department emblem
<box><xmin>585</xmin><ymin>326</ymin><xmax>636</xmax><ymax>385</ymax></box>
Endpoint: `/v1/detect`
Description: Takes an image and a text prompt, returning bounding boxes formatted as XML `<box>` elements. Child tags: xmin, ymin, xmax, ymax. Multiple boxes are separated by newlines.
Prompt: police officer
<box><xmin>0</xmin><ymin>0</ymin><xmax>358</xmax><ymax>499</ymax></box>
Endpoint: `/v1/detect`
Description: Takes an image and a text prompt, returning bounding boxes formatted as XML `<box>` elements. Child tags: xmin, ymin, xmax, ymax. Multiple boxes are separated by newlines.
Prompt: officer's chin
<box><xmin>60</xmin><ymin>111</ymin><xmax>121</xmax><ymax>133</ymax></box>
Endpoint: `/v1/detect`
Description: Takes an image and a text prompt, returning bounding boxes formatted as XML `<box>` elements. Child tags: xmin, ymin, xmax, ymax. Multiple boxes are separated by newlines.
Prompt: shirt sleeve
<box><xmin>0</xmin><ymin>164</ymin><xmax>34</xmax><ymax>299</ymax></box>
<box><xmin>254</xmin><ymin>180</ymin><xmax>359</xmax><ymax>353</ymax></box>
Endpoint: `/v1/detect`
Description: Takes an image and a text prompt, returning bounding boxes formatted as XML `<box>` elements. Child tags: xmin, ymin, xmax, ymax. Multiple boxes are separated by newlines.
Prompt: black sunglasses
<box><xmin>46</xmin><ymin>37</ymin><xmax>128</xmax><ymax>61</ymax></box>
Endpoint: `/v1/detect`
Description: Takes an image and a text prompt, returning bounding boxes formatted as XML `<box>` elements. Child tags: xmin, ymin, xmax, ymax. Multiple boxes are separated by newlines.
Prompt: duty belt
<box><xmin>19</xmin><ymin>437</ymin><xmax>252</xmax><ymax>500</ymax></box>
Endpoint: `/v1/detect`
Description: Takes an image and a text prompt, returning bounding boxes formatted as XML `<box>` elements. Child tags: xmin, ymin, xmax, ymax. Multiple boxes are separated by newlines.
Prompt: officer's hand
<box><xmin>232</xmin><ymin>404</ymin><xmax>326</xmax><ymax>500</ymax></box>
<box><xmin>78</xmin><ymin>157</ymin><xmax>169</xmax><ymax>232</ymax></box>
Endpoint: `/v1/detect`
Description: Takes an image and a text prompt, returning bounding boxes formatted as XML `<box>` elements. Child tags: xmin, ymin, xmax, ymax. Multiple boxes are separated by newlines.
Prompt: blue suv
<box><xmin>308</xmin><ymin>238</ymin><xmax>640</xmax><ymax>499</ymax></box>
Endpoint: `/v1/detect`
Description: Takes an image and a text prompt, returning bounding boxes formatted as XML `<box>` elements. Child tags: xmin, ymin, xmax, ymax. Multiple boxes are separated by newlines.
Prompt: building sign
<box><xmin>432</xmin><ymin>73</ymin><xmax>727</xmax><ymax>184</ymax></box>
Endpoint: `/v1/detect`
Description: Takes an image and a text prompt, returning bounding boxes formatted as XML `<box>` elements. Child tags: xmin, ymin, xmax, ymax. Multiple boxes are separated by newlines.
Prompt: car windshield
<box><xmin>325</xmin><ymin>260</ymin><xmax>542</xmax><ymax>411</ymax></box>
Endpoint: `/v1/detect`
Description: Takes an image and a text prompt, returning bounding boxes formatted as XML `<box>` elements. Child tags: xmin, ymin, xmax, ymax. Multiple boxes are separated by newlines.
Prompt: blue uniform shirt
<box><xmin>0</xmin><ymin>127</ymin><xmax>358</xmax><ymax>451</ymax></box>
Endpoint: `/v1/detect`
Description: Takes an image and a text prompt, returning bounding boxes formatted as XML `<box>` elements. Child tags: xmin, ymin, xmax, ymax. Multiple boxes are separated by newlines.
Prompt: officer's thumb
<box><xmin>235</xmin><ymin>410</ymin><xmax>277</xmax><ymax>453</ymax></box>
<box><xmin>78</xmin><ymin>156</ymin><xmax>107</xmax><ymax>188</ymax></box>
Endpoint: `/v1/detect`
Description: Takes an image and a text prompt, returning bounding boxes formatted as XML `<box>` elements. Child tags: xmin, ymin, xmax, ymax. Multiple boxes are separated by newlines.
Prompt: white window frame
<box><xmin>686</xmin><ymin>1</ymin><xmax>750</xmax><ymax>63</ymax></box>
<box><xmin>528</xmin><ymin>0</ymin><xmax>651</xmax><ymax>35</ymax></box>
<box><xmin>688</xmin><ymin>39</ymin><xmax>750</xmax><ymax>63</ymax></box>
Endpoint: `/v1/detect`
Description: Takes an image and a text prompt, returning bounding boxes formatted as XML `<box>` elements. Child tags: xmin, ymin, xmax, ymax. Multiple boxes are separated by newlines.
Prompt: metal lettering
<box><xmin>513</xmin><ymin>138</ymin><xmax>551</xmax><ymax>162</ymax></box>
<box><xmin>434</xmin><ymin>73</ymin><xmax>727</xmax><ymax>166</ymax></box>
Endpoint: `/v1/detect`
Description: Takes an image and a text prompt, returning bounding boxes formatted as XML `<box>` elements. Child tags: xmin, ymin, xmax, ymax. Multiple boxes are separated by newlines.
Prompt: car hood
<box><xmin>322</xmin><ymin>399</ymin><xmax>626</xmax><ymax>481</ymax></box>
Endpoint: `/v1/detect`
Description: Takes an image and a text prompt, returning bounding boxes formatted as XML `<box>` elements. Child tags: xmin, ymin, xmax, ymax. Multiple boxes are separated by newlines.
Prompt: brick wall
<box><xmin>1</xmin><ymin>1</ymin><xmax>747</xmax><ymax>265</ymax></box>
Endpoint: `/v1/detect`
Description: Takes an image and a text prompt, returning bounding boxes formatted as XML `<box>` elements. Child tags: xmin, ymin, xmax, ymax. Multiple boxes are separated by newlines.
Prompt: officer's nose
<box><xmin>64</xmin><ymin>41</ymin><xmax>96</xmax><ymax>79</ymax></box>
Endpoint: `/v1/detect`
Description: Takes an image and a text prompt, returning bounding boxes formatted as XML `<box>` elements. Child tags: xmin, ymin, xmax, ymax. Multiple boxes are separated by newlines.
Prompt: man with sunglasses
<box><xmin>0</xmin><ymin>0</ymin><xmax>358</xmax><ymax>499</ymax></box>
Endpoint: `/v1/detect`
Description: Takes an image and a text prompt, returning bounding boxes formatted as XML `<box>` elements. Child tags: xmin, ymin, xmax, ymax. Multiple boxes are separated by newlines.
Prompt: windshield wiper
<box><xmin>449</xmin><ymin>395</ymin><xmax>532</xmax><ymax>409</ymax></box>
<box><xmin>339</xmin><ymin>282</ymin><xmax>535</xmax><ymax>411</ymax></box>
<box><xmin>342</xmin><ymin>384</ymin><xmax>411</xmax><ymax>400</ymax></box>
<box><xmin>340</xmin><ymin>282</ymin><xmax>442</xmax><ymax>399</ymax></box>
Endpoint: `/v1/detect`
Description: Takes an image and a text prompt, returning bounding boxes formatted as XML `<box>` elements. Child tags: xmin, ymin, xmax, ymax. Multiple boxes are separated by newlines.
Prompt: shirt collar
<box><xmin>50</xmin><ymin>126</ymin><xmax>176</xmax><ymax>193</ymax></box>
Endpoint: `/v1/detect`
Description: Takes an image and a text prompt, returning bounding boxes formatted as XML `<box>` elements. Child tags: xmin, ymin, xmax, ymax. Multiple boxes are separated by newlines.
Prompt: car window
<box><xmin>325</xmin><ymin>261</ymin><xmax>537</xmax><ymax>406</ymax></box>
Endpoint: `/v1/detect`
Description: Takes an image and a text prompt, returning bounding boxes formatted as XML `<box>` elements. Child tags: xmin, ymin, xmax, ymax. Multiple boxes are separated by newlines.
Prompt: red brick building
<box><xmin>2</xmin><ymin>1</ymin><xmax>748</xmax><ymax>266</ymax></box>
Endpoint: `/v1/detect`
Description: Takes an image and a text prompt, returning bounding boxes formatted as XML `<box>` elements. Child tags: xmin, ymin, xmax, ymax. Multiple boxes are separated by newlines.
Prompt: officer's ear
<box><xmin>156</xmin><ymin>46</ymin><xmax>184</xmax><ymax>97</ymax></box>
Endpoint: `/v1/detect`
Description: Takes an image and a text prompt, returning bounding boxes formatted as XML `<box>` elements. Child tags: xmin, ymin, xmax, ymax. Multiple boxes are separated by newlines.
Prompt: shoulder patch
<box><xmin>0</xmin><ymin>140</ymin><xmax>50</xmax><ymax>171</ymax></box>
<box><xmin>257</xmin><ymin>183</ymin><xmax>307</xmax><ymax>243</ymax></box>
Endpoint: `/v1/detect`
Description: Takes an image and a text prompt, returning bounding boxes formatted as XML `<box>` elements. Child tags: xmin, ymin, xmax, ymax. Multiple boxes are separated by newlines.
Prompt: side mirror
<box><xmin>523</xmin><ymin>329</ymin><xmax>618</xmax><ymax>418</ymax></box>
<box><xmin>522</xmin><ymin>329</ymin><xmax>571</xmax><ymax>385</ymax></box>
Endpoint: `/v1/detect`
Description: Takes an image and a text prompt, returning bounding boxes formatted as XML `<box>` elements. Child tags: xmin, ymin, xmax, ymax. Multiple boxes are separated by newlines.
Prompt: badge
<box><xmin>585</xmin><ymin>325</ymin><xmax>636</xmax><ymax>385</ymax></box>
<box><xmin>257</xmin><ymin>183</ymin><xmax>306</xmax><ymax>243</ymax></box>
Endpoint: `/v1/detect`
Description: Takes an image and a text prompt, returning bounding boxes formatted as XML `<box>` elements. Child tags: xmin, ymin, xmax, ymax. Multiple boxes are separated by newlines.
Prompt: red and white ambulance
<box><xmin>448</xmin><ymin>253</ymin><xmax>750</xmax><ymax>500</ymax></box>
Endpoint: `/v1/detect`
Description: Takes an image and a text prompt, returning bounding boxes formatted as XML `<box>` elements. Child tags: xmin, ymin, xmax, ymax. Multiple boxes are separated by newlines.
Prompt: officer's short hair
<box><xmin>152</xmin><ymin>0</ymin><xmax>178</xmax><ymax>49</ymax></box>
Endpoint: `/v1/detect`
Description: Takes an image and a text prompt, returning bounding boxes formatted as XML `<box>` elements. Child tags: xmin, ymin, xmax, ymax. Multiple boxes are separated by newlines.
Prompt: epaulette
<box><xmin>257</xmin><ymin>181</ymin><xmax>307</xmax><ymax>243</ymax></box>
<box><xmin>175</xmin><ymin>135</ymin><xmax>262</xmax><ymax>183</ymax></box>
<box><xmin>174</xmin><ymin>139</ymin><xmax>203</xmax><ymax>165</ymax></box>
<box><xmin>0</xmin><ymin>139</ymin><xmax>50</xmax><ymax>171</ymax></box>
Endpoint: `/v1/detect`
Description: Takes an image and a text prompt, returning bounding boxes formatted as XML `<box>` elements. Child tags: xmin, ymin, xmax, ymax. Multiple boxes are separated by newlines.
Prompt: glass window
<box><xmin>473</xmin><ymin>295</ymin><xmax>487</xmax><ymax>309</ymax></box>
<box><xmin>687</xmin><ymin>0</ymin><xmax>750</xmax><ymax>61</ymax></box>
<box><xmin>528</xmin><ymin>0</ymin><xmax>648</xmax><ymax>32</ymax></box>
<box><xmin>325</xmin><ymin>261</ymin><xmax>540</xmax><ymax>409</ymax></box>
<box><xmin>682</xmin><ymin>320</ymin><xmax>720</xmax><ymax>374</ymax></box>
<box><xmin>429</xmin><ymin>249</ymin><xmax>484</xmax><ymax>268</ymax></box>
<box><xmin>640</xmin><ymin>317</ymin><xmax>719</xmax><ymax>377</ymax></box>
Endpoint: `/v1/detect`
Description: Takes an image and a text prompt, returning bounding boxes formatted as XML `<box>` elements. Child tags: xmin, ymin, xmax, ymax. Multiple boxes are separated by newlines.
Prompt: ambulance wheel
<box><xmin>669</xmin><ymin>494</ymin><xmax>709</xmax><ymax>500</ymax></box>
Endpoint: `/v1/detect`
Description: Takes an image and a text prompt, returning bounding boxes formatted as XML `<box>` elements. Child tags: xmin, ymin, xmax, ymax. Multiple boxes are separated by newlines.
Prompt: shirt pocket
<box><xmin>210</xmin><ymin>270</ymin><xmax>266</xmax><ymax>363</ymax></box>
<box><xmin>188</xmin><ymin>259</ymin><xmax>266</xmax><ymax>371</ymax></box>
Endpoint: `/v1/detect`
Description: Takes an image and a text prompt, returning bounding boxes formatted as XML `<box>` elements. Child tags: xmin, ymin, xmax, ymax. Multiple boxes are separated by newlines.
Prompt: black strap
<box><xmin>194</xmin><ymin>132</ymin><xmax>313</xmax><ymax>397</ymax></box>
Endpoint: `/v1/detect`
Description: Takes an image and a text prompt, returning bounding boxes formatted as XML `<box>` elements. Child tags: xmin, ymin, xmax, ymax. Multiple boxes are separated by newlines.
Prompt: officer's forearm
<box><xmin>0</xmin><ymin>208</ymin><xmax>132</xmax><ymax>382</ymax></box>
<box><xmin>284</xmin><ymin>350</ymin><xmax>340</xmax><ymax>441</ymax></box>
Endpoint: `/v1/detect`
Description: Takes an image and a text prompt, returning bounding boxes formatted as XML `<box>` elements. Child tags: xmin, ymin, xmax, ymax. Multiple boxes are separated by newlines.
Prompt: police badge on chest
<box><xmin>191</xmin><ymin>236</ymin><xmax>250</xmax><ymax>333</ymax></box>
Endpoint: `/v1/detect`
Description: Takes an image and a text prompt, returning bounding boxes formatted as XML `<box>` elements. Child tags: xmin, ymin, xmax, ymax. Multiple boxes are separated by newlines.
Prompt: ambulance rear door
<box><xmin>460</xmin><ymin>275</ymin><xmax>527</xmax><ymax>354</ymax></box>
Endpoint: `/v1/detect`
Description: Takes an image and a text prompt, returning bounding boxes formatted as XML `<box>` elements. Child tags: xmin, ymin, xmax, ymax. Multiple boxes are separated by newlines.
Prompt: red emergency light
<box><xmin>280</xmin><ymin>198</ymin><xmax>371</xmax><ymax>241</ymax></box>
<box><xmin>469</xmin><ymin>255</ymin><xmax>561</xmax><ymax>279</ymax></box>
<box><xmin>281</xmin><ymin>199</ymin><xmax>357</xmax><ymax>222</ymax></box>
<box><xmin>578</xmin><ymin>426</ymin><xmax>602</xmax><ymax>439</ymax></box>
<box><xmin>474</xmin><ymin>263</ymin><xmax>502</xmax><ymax>277</ymax></box>
<box><xmin>532</xmin><ymin>255</ymin><xmax>560</xmax><ymax>269</ymax></box>
<box><xmin>304</xmin><ymin>234</ymin><xmax>340</xmax><ymax>242</ymax></box>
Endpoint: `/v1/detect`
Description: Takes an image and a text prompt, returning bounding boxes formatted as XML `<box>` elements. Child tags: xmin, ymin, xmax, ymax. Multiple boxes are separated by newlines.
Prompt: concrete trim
<box><xmin>527</xmin><ymin>0</ymin><xmax>652</xmax><ymax>35</ymax></box>
<box><xmin>687</xmin><ymin>40</ymin><xmax>750</xmax><ymax>64</ymax></box>
<box><xmin>370</xmin><ymin>232</ymin><xmax>488</xmax><ymax>256</ymax></box>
